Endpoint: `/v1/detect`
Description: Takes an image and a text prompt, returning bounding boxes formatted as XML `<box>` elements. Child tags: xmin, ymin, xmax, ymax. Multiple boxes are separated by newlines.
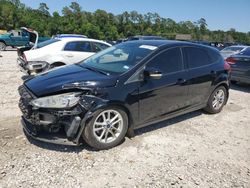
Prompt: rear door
<box><xmin>182</xmin><ymin>47</ymin><xmax>216</xmax><ymax>106</ymax></box>
<box><xmin>138</xmin><ymin>47</ymin><xmax>189</xmax><ymax>124</ymax></box>
<box><xmin>62</xmin><ymin>41</ymin><xmax>95</xmax><ymax>64</ymax></box>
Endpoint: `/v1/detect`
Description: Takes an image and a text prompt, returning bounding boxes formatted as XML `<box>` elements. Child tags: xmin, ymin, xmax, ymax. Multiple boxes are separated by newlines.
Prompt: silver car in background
<box><xmin>220</xmin><ymin>45</ymin><xmax>250</xmax><ymax>59</ymax></box>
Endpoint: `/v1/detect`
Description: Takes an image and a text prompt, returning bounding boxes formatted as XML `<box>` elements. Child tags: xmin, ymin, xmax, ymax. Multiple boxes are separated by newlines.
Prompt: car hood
<box><xmin>25</xmin><ymin>64</ymin><xmax>118</xmax><ymax>97</ymax></box>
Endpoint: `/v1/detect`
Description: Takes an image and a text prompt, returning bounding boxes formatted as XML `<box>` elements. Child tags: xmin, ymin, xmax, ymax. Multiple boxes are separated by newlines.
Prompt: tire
<box><xmin>204</xmin><ymin>86</ymin><xmax>228</xmax><ymax>114</ymax></box>
<box><xmin>0</xmin><ymin>42</ymin><xmax>6</xmax><ymax>51</ymax></box>
<box><xmin>83</xmin><ymin>107</ymin><xmax>128</xmax><ymax>150</ymax></box>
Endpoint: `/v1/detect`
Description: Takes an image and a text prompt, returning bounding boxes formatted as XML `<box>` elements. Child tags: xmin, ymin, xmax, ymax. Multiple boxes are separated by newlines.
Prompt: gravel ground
<box><xmin>0</xmin><ymin>50</ymin><xmax>249</xmax><ymax>188</ymax></box>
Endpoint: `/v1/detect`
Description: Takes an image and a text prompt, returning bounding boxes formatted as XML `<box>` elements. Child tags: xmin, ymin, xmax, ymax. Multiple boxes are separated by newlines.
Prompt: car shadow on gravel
<box><xmin>24</xmin><ymin>131</ymin><xmax>96</xmax><ymax>153</ymax></box>
<box><xmin>135</xmin><ymin>110</ymin><xmax>203</xmax><ymax>136</ymax></box>
<box><xmin>230</xmin><ymin>83</ymin><xmax>250</xmax><ymax>93</ymax></box>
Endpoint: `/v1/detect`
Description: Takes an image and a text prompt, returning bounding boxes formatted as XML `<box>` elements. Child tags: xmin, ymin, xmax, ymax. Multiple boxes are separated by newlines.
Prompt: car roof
<box><xmin>124</xmin><ymin>40</ymin><xmax>213</xmax><ymax>49</ymax></box>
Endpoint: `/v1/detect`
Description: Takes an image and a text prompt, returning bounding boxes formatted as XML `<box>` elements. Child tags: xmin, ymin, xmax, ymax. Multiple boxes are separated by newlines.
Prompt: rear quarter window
<box><xmin>184</xmin><ymin>47</ymin><xmax>212</xmax><ymax>69</ymax></box>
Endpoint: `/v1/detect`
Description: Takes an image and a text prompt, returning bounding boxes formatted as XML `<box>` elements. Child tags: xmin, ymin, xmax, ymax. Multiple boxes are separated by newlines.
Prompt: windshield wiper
<box><xmin>79</xmin><ymin>64</ymin><xmax>110</xmax><ymax>76</ymax></box>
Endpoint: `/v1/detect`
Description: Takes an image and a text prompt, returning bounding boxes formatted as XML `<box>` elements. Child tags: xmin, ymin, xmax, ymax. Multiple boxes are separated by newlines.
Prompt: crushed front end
<box><xmin>18</xmin><ymin>85</ymin><xmax>91</xmax><ymax>145</ymax></box>
<box><xmin>17</xmin><ymin>56</ymin><xmax>49</xmax><ymax>75</ymax></box>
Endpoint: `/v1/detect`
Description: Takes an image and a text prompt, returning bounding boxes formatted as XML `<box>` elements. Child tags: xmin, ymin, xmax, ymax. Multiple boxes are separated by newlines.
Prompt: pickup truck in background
<box><xmin>0</xmin><ymin>27</ymin><xmax>50</xmax><ymax>51</ymax></box>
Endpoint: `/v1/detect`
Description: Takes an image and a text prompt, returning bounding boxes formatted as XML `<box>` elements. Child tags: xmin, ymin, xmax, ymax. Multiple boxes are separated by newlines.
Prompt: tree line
<box><xmin>1</xmin><ymin>0</ymin><xmax>250</xmax><ymax>44</ymax></box>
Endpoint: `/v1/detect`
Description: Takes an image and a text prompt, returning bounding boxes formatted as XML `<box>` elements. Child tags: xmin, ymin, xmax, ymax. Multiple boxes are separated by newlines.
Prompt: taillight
<box><xmin>225</xmin><ymin>57</ymin><xmax>236</xmax><ymax>64</ymax></box>
<box><xmin>224</xmin><ymin>61</ymin><xmax>231</xmax><ymax>73</ymax></box>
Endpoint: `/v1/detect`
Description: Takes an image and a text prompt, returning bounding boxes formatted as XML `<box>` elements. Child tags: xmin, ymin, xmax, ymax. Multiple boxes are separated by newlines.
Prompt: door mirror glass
<box><xmin>144</xmin><ymin>68</ymin><xmax>162</xmax><ymax>79</ymax></box>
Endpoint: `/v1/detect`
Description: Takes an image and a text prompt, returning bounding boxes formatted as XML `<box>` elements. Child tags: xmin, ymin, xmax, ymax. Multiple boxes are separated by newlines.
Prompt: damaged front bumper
<box><xmin>18</xmin><ymin>86</ymin><xmax>92</xmax><ymax>145</ymax></box>
<box><xmin>17</xmin><ymin>57</ymin><xmax>49</xmax><ymax>75</ymax></box>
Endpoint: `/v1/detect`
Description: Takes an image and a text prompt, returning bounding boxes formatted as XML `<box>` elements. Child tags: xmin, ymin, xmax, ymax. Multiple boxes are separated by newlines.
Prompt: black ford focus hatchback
<box><xmin>19</xmin><ymin>40</ymin><xmax>230</xmax><ymax>150</ymax></box>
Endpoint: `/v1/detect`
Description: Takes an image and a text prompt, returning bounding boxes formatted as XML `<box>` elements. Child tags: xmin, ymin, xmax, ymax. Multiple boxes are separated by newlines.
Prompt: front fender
<box><xmin>74</xmin><ymin>95</ymin><xmax>135</xmax><ymax>144</ymax></box>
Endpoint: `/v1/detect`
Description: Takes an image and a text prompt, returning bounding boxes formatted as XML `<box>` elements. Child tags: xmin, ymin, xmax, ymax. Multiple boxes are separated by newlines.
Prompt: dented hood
<box><xmin>25</xmin><ymin>64</ymin><xmax>118</xmax><ymax>97</ymax></box>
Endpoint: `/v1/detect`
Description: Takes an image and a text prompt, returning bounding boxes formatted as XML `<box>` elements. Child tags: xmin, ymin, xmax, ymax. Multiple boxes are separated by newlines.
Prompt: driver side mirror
<box><xmin>144</xmin><ymin>67</ymin><xmax>162</xmax><ymax>80</ymax></box>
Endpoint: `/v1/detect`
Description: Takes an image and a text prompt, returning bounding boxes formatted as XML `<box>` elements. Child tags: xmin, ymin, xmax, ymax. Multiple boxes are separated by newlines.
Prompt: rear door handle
<box><xmin>176</xmin><ymin>78</ymin><xmax>187</xmax><ymax>85</ymax></box>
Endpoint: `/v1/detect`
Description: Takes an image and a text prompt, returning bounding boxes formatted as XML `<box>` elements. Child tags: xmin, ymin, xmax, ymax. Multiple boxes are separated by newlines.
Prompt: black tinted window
<box><xmin>147</xmin><ymin>48</ymin><xmax>183</xmax><ymax>74</ymax></box>
<box><xmin>206</xmin><ymin>48</ymin><xmax>222</xmax><ymax>63</ymax></box>
<box><xmin>64</xmin><ymin>41</ymin><xmax>92</xmax><ymax>52</ymax></box>
<box><xmin>184</xmin><ymin>47</ymin><xmax>211</xmax><ymax>68</ymax></box>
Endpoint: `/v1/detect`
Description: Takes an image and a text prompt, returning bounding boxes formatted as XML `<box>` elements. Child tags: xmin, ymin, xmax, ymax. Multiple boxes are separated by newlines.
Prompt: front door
<box><xmin>138</xmin><ymin>47</ymin><xmax>189</xmax><ymax>124</ymax></box>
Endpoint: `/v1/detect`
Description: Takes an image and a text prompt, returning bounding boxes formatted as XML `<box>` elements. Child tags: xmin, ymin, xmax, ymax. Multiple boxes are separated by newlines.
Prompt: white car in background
<box><xmin>18</xmin><ymin>37</ymin><xmax>111</xmax><ymax>74</ymax></box>
<box><xmin>220</xmin><ymin>45</ymin><xmax>250</xmax><ymax>59</ymax></box>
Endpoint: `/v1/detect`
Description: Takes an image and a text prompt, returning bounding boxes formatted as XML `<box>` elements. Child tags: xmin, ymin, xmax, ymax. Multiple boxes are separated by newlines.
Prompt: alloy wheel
<box><xmin>212</xmin><ymin>89</ymin><xmax>225</xmax><ymax>110</ymax></box>
<box><xmin>93</xmin><ymin>110</ymin><xmax>123</xmax><ymax>144</ymax></box>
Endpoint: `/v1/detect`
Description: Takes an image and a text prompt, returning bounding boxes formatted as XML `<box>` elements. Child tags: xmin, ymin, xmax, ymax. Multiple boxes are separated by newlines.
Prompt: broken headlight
<box><xmin>30</xmin><ymin>92</ymin><xmax>81</xmax><ymax>109</ymax></box>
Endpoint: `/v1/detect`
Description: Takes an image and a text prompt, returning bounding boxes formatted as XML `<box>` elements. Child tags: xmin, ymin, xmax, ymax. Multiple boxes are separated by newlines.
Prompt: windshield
<box><xmin>237</xmin><ymin>47</ymin><xmax>250</xmax><ymax>56</ymax></box>
<box><xmin>79</xmin><ymin>42</ymin><xmax>157</xmax><ymax>74</ymax></box>
<box><xmin>37</xmin><ymin>39</ymin><xmax>60</xmax><ymax>48</ymax></box>
<box><xmin>221</xmin><ymin>46</ymin><xmax>244</xmax><ymax>52</ymax></box>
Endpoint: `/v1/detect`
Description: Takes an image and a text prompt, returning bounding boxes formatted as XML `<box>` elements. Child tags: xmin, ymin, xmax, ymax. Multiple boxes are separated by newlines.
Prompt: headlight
<box><xmin>30</xmin><ymin>92</ymin><xmax>81</xmax><ymax>109</ymax></box>
<box><xmin>27</xmin><ymin>61</ymin><xmax>48</xmax><ymax>70</ymax></box>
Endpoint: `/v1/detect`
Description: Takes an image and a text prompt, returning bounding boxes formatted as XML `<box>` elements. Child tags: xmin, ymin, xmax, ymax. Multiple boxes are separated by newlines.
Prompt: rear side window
<box><xmin>206</xmin><ymin>48</ymin><xmax>222</xmax><ymax>63</ymax></box>
<box><xmin>184</xmin><ymin>47</ymin><xmax>211</xmax><ymax>68</ymax></box>
<box><xmin>64</xmin><ymin>41</ymin><xmax>92</xmax><ymax>52</ymax></box>
<box><xmin>147</xmin><ymin>47</ymin><xmax>183</xmax><ymax>74</ymax></box>
<box><xmin>37</xmin><ymin>39</ymin><xmax>60</xmax><ymax>48</ymax></box>
<box><xmin>92</xmin><ymin>42</ymin><xmax>110</xmax><ymax>52</ymax></box>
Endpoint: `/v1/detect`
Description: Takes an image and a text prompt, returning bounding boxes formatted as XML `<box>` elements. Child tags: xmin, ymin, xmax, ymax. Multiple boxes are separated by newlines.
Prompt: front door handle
<box><xmin>176</xmin><ymin>78</ymin><xmax>187</xmax><ymax>85</ymax></box>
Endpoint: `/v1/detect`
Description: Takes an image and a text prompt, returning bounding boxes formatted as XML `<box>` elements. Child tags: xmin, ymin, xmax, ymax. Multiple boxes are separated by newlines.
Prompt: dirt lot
<box><xmin>0</xmin><ymin>50</ymin><xmax>249</xmax><ymax>188</ymax></box>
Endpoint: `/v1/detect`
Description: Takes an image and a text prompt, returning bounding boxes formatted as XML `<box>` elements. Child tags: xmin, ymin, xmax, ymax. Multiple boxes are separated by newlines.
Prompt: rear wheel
<box><xmin>0</xmin><ymin>42</ymin><xmax>6</xmax><ymax>51</ymax></box>
<box><xmin>83</xmin><ymin>108</ymin><xmax>128</xmax><ymax>150</ymax></box>
<box><xmin>204</xmin><ymin>86</ymin><xmax>228</xmax><ymax>114</ymax></box>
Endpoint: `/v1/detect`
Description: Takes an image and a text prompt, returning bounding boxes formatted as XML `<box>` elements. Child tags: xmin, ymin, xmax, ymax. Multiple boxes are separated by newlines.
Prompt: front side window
<box><xmin>64</xmin><ymin>41</ymin><xmax>92</xmax><ymax>52</ymax></box>
<box><xmin>79</xmin><ymin>43</ymin><xmax>157</xmax><ymax>74</ymax></box>
<box><xmin>146</xmin><ymin>47</ymin><xmax>183</xmax><ymax>74</ymax></box>
<box><xmin>184</xmin><ymin>47</ymin><xmax>211</xmax><ymax>68</ymax></box>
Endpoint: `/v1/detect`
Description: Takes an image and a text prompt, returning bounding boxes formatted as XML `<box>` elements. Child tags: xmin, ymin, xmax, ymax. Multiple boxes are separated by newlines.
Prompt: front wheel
<box><xmin>83</xmin><ymin>108</ymin><xmax>128</xmax><ymax>150</ymax></box>
<box><xmin>0</xmin><ymin>42</ymin><xmax>6</xmax><ymax>51</ymax></box>
<box><xmin>204</xmin><ymin>86</ymin><xmax>228</xmax><ymax>114</ymax></box>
